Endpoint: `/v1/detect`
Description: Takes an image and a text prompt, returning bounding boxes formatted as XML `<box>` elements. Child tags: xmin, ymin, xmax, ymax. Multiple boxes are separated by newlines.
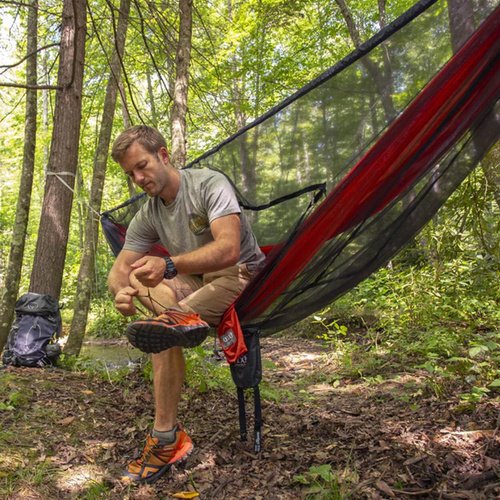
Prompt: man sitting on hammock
<box><xmin>108</xmin><ymin>125</ymin><xmax>265</xmax><ymax>484</ymax></box>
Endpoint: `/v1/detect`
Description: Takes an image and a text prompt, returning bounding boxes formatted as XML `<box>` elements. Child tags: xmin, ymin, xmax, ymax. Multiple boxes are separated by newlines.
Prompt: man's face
<box><xmin>120</xmin><ymin>141</ymin><xmax>169</xmax><ymax>197</ymax></box>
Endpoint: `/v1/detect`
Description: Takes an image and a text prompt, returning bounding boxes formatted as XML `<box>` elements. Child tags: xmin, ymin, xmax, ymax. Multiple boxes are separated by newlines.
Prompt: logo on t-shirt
<box><xmin>189</xmin><ymin>215</ymin><xmax>209</xmax><ymax>235</ymax></box>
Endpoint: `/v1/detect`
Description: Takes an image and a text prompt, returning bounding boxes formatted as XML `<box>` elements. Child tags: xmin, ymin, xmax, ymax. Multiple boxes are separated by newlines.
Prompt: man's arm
<box><xmin>131</xmin><ymin>214</ymin><xmax>241</xmax><ymax>288</ymax></box>
<box><xmin>173</xmin><ymin>213</ymin><xmax>241</xmax><ymax>273</ymax></box>
<box><xmin>108</xmin><ymin>248</ymin><xmax>145</xmax><ymax>316</ymax></box>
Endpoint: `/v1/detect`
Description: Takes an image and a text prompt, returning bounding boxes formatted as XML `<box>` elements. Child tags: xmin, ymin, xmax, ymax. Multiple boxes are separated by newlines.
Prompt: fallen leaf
<box><xmin>376</xmin><ymin>480</ymin><xmax>395</xmax><ymax>498</ymax></box>
<box><xmin>81</xmin><ymin>390</ymin><xmax>94</xmax><ymax>395</ymax></box>
<box><xmin>484</xmin><ymin>456</ymin><xmax>499</xmax><ymax>470</ymax></box>
<box><xmin>56</xmin><ymin>416</ymin><xmax>75</xmax><ymax>426</ymax></box>
<box><xmin>171</xmin><ymin>492</ymin><xmax>199</xmax><ymax>499</ymax></box>
<box><xmin>403</xmin><ymin>455</ymin><xmax>424</xmax><ymax>466</ymax></box>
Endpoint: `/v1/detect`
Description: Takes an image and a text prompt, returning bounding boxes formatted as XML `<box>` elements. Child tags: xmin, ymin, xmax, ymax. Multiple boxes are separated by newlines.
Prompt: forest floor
<box><xmin>1</xmin><ymin>335</ymin><xmax>500</xmax><ymax>500</ymax></box>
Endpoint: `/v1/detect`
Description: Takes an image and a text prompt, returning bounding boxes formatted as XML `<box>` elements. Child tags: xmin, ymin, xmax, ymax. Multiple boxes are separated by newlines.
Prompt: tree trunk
<box><xmin>118</xmin><ymin>79</ymin><xmax>138</xmax><ymax>198</ymax></box>
<box><xmin>170</xmin><ymin>0</ymin><xmax>193</xmax><ymax>169</ymax></box>
<box><xmin>447</xmin><ymin>0</ymin><xmax>475</xmax><ymax>53</ymax></box>
<box><xmin>227</xmin><ymin>0</ymin><xmax>257</xmax><ymax>202</ymax></box>
<box><xmin>447</xmin><ymin>0</ymin><xmax>500</xmax><ymax>212</ymax></box>
<box><xmin>335</xmin><ymin>0</ymin><xmax>396</xmax><ymax>122</ymax></box>
<box><xmin>65</xmin><ymin>0</ymin><xmax>131</xmax><ymax>356</ymax></box>
<box><xmin>147</xmin><ymin>69</ymin><xmax>158</xmax><ymax>127</ymax></box>
<box><xmin>29</xmin><ymin>0</ymin><xmax>87</xmax><ymax>298</ymax></box>
<box><xmin>481</xmin><ymin>149</ymin><xmax>500</xmax><ymax>211</ymax></box>
<box><xmin>0</xmin><ymin>0</ymin><xmax>38</xmax><ymax>354</ymax></box>
<box><xmin>76</xmin><ymin>166</ymin><xmax>84</xmax><ymax>248</ymax></box>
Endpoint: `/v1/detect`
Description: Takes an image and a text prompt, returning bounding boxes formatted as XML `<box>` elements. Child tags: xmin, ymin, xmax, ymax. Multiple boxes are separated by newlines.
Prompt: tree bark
<box><xmin>29</xmin><ymin>0</ymin><xmax>87</xmax><ymax>298</ymax></box>
<box><xmin>147</xmin><ymin>69</ymin><xmax>158</xmax><ymax>128</ymax></box>
<box><xmin>447</xmin><ymin>0</ymin><xmax>475</xmax><ymax>53</ymax></box>
<box><xmin>481</xmin><ymin>149</ymin><xmax>500</xmax><ymax>211</ymax></box>
<box><xmin>447</xmin><ymin>0</ymin><xmax>500</xmax><ymax>211</ymax></box>
<box><xmin>170</xmin><ymin>0</ymin><xmax>193</xmax><ymax>169</ymax></box>
<box><xmin>65</xmin><ymin>0</ymin><xmax>131</xmax><ymax>356</ymax></box>
<box><xmin>0</xmin><ymin>0</ymin><xmax>38</xmax><ymax>354</ymax></box>
<box><xmin>118</xmin><ymin>79</ymin><xmax>137</xmax><ymax>197</ymax></box>
<box><xmin>335</xmin><ymin>0</ymin><xmax>396</xmax><ymax>122</ymax></box>
<box><xmin>227</xmin><ymin>0</ymin><xmax>257</xmax><ymax>202</ymax></box>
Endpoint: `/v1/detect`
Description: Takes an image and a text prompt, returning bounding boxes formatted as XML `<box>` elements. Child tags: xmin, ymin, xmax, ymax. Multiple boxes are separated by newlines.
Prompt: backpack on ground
<box><xmin>2</xmin><ymin>293</ymin><xmax>62</xmax><ymax>368</ymax></box>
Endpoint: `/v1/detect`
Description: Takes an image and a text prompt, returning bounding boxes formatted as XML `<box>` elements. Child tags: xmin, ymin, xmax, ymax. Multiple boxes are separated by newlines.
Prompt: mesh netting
<box><xmin>102</xmin><ymin>0</ymin><xmax>500</xmax><ymax>335</ymax></box>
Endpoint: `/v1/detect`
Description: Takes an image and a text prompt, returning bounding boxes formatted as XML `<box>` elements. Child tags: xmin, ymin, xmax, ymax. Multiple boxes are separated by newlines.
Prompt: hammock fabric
<box><xmin>101</xmin><ymin>0</ymin><xmax>500</xmax><ymax>361</ymax></box>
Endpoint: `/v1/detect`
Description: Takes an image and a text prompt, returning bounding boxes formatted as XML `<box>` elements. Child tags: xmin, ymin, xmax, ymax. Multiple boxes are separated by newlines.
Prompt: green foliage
<box><xmin>0</xmin><ymin>391</ymin><xmax>21</xmax><ymax>411</ymax></box>
<box><xmin>79</xmin><ymin>480</ymin><xmax>112</xmax><ymax>499</ymax></box>
<box><xmin>85</xmin><ymin>297</ymin><xmax>131</xmax><ymax>338</ymax></box>
<box><xmin>306</xmin><ymin>170</ymin><xmax>500</xmax><ymax>405</ymax></box>
<box><xmin>294</xmin><ymin>464</ymin><xmax>358</xmax><ymax>500</ymax></box>
<box><xmin>184</xmin><ymin>345</ymin><xmax>234</xmax><ymax>393</ymax></box>
<box><xmin>58</xmin><ymin>352</ymin><xmax>132</xmax><ymax>384</ymax></box>
<box><xmin>313</xmin><ymin>311</ymin><xmax>349</xmax><ymax>349</ymax></box>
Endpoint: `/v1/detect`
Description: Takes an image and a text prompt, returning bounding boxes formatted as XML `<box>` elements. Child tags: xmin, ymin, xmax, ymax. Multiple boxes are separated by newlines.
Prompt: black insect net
<box><xmin>102</xmin><ymin>0</ymin><xmax>500</xmax><ymax>336</ymax></box>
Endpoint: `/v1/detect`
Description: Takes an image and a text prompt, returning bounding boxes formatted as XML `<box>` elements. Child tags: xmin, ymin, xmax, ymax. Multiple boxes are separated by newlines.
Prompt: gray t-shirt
<box><xmin>123</xmin><ymin>168</ymin><xmax>266</xmax><ymax>272</ymax></box>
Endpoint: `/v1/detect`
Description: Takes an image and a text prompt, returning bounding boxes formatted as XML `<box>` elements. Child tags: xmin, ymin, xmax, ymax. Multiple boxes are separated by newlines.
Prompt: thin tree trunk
<box><xmin>76</xmin><ymin>166</ymin><xmax>84</xmax><ymax>248</ymax></box>
<box><xmin>447</xmin><ymin>0</ymin><xmax>500</xmax><ymax>212</ymax></box>
<box><xmin>0</xmin><ymin>0</ymin><xmax>38</xmax><ymax>353</ymax></box>
<box><xmin>118</xmin><ymin>79</ymin><xmax>137</xmax><ymax>197</ymax></box>
<box><xmin>65</xmin><ymin>0</ymin><xmax>131</xmax><ymax>356</ymax></box>
<box><xmin>29</xmin><ymin>0</ymin><xmax>87</xmax><ymax>298</ymax></box>
<box><xmin>481</xmin><ymin>150</ymin><xmax>500</xmax><ymax>211</ymax></box>
<box><xmin>42</xmin><ymin>52</ymin><xmax>50</xmax><ymax>175</ymax></box>
<box><xmin>227</xmin><ymin>0</ymin><xmax>256</xmax><ymax>201</ymax></box>
<box><xmin>170</xmin><ymin>0</ymin><xmax>193</xmax><ymax>169</ymax></box>
<box><xmin>335</xmin><ymin>0</ymin><xmax>396</xmax><ymax>121</ymax></box>
<box><xmin>147</xmin><ymin>69</ymin><xmax>158</xmax><ymax>127</ymax></box>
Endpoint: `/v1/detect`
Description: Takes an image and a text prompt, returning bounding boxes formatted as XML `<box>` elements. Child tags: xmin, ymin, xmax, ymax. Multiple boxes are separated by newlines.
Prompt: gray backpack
<box><xmin>2</xmin><ymin>293</ymin><xmax>62</xmax><ymax>367</ymax></box>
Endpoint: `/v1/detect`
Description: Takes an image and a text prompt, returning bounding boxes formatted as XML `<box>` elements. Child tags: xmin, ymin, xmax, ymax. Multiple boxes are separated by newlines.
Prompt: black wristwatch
<box><xmin>163</xmin><ymin>256</ymin><xmax>178</xmax><ymax>280</ymax></box>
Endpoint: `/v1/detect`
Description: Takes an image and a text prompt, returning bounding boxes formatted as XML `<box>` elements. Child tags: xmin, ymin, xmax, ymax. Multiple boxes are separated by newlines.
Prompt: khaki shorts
<box><xmin>164</xmin><ymin>264</ymin><xmax>253</xmax><ymax>326</ymax></box>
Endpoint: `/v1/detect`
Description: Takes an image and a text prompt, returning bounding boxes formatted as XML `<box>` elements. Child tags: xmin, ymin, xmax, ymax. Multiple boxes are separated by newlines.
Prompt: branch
<box><xmin>0</xmin><ymin>43</ymin><xmax>60</xmax><ymax>70</ymax></box>
<box><xmin>0</xmin><ymin>82</ymin><xmax>62</xmax><ymax>89</ymax></box>
<box><xmin>133</xmin><ymin>0</ymin><xmax>171</xmax><ymax>98</ymax></box>
<box><xmin>0</xmin><ymin>0</ymin><xmax>32</xmax><ymax>7</ymax></box>
<box><xmin>87</xmin><ymin>0</ymin><xmax>144</xmax><ymax>123</ymax></box>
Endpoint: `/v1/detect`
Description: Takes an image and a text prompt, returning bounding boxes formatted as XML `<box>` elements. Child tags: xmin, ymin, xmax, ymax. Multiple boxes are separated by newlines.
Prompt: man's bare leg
<box><xmin>129</xmin><ymin>271</ymin><xmax>189</xmax><ymax>431</ymax></box>
<box><xmin>152</xmin><ymin>347</ymin><xmax>185</xmax><ymax>431</ymax></box>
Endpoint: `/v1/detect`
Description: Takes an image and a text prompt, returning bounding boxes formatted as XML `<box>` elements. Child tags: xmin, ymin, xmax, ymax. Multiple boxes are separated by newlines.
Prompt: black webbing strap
<box><xmin>230</xmin><ymin>326</ymin><xmax>263</xmax><ymax>453</ymax></box>
<box><xmin>239</xmin><ymin>183</ymin><xmax>326</xmax><ymax>212</ymax></box>
<box><xmin>237</xmin><ymin>386</ymin><xmax>263</xmax><ymax>453</ymax></box>
<box><xmin>254</xmin><ymin>386</ymin><xmax>262</xmax><ymax>453</ymax></box>
<box><xmin>237</xmin><ymin>387</ymin><xmax>247</xmax><ymax>442</ymax></box>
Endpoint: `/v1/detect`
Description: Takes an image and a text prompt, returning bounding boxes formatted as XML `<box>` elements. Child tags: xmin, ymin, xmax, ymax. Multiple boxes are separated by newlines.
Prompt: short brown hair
<box><xmin>111</xmin><ymin>125</ymin><xmax>168</xmax><ymax>163</ymax></box>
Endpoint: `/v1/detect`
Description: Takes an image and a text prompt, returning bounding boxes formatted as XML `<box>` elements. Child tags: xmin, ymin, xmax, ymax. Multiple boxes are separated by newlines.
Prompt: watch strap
<box><xmin>163</xmin><ymin>256</ymin><xmax>178</xmax><ymax>280</ymax></box>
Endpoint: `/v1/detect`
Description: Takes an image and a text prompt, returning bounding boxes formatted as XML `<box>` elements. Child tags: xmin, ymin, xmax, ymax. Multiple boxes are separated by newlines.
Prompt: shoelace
<box><xmin>137</xmin><ymin>441</ymin><xmax>154</xmax><ymax>464</ymax></box>
<box><xmin>160</xmin><ymin>310</ymin><xmax>200</xmax><ymax>325</ymax></box>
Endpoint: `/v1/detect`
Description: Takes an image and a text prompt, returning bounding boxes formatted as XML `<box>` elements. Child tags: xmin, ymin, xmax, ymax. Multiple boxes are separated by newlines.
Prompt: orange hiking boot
<box><xmin>121</xmin><ymin>424</ymin><xmax>194</xmax><ymax>484</ymax></box>
<box><xmin>126</xmin><ymin>309</ymin><xmax>210</xmax><ymax>353</ymax></box>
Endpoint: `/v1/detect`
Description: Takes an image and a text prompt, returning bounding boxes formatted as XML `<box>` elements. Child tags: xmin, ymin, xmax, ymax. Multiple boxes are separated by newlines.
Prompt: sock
<box><xmin>152</xmin><ymin>425</ymin><xmax>178</xmax><ymax>444</ymax></box>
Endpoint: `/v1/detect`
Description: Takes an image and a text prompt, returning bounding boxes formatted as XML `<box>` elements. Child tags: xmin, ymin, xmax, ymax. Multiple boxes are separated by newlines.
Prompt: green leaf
<box><xmin>423</xmin><ymin>361</ymin><xmax>435</xmax><ymax>373</ymax></box>
<box><xmin>469</xmin><ymin>346</ymin><xmax>485</xmax><ymax>358</ymax></box>
<box><xmin>309</xmin><ymin>464</ymin><xmax>333</xmax><ymax>481</ymax></box>
<box><xmin>484</xmin><ymin>341</ymin><xmax>499</xmax><ymax>351</ymax></box>
<box><xmin>8</xmin><ymin>392</ymin><xmax>21</xmax><ymax>405</ymax></box>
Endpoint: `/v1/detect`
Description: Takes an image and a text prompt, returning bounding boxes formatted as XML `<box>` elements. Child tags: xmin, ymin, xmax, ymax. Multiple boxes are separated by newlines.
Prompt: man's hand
<box><xmin>115</xmin><ymin>286</ymin><xmax>139</xmax><ymax>316</ymax></box>
<box><xmin>130</xmin><ymin>256</ymin><xmax>166</xmax><ymax>288</ymax></box>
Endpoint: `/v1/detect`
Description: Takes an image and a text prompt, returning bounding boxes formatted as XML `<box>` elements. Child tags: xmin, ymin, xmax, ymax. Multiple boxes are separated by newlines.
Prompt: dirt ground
<box><xmin>1</xmin><ymin>336</ymin><xmax>500</xmax><ymax>499</ymax></box>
